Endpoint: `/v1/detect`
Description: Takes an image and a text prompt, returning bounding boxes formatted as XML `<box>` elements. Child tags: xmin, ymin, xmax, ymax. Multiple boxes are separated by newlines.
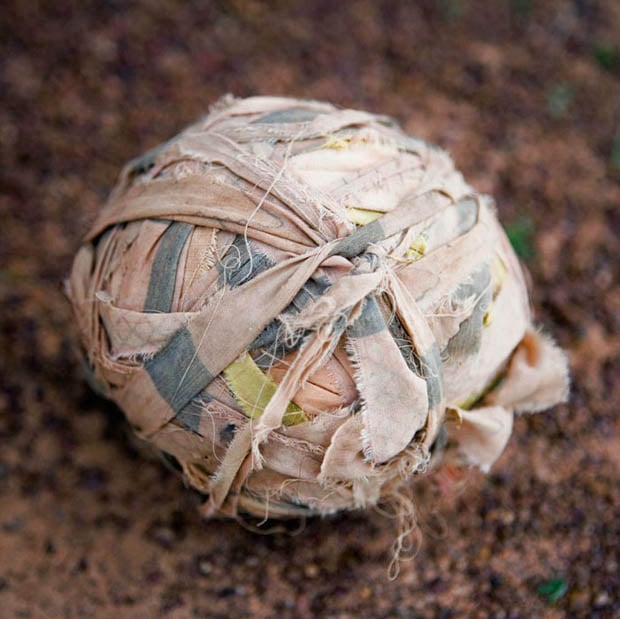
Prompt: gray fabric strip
<box><xmin>255</xmin><ymin>108</ymin><xmax>323</xmax><ymax>124</ymax></box>
<box><xmin>144</xmin><ymin>221</ymin><xmax>194</xmax><ymax>313</ymax></box>
<box><xmin>218</xmin><ymin>235</ymin><xmax>275</xmax><ymax>288</ymax></box>
<box><xmin>387</xmin><ymin>314</ymin><xmax>421</xmax><ymax>373</ymax></box>
<box><xmin>347</xmin><ymin>295</ymin><xmax>386</xmax><ymax>338</ymax></box>
<box><xmin>176</xmin><ymin>396</ymin><xmax>212</xmax><ymax>435</ymax></box>
<box><xmin>145</xmin><ymin>327</ymin><xmax>214</xmax><ymax>413</ymax></box>
<box><xmin>385</xmin><ymin>308</ymin><xmax>445</xmax><ymax>409</ymax></box>
<box><xmin>455</xmin><ymin>198</ymin><xmax>479</xmax><ymax>235</ymax></box>
<box><xmin>419</xmin><ymin>344</ymin><xmax>444</xmax><ymax>410</ymax></box>
<box><xmin>330</xmin><ymin>220</ymin><xmax>384</xmax><ymax>258</ymax></box>
<box><xmin>446</xmin><ymin>264</ymin><xmax>492</xmax><ymax>358</ymax></box>
<box><xmin>249</xmin><ymin>276</ymin><xmax>331</xmax><ymax>354</ymax></box>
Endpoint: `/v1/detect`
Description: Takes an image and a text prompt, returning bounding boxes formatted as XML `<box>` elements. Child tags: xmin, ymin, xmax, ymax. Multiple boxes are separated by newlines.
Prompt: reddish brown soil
<box><xmin>1</xmin><ymin>2</ymin><xmax>619</xmax><ymax>617</ymax></box>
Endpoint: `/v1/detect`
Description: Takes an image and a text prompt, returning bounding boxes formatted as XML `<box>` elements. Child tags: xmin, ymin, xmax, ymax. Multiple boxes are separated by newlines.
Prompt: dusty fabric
<box><xmin>67</xmin><ymin>95</ymin><xmax>569</xmax><ymax>519</ymax></box>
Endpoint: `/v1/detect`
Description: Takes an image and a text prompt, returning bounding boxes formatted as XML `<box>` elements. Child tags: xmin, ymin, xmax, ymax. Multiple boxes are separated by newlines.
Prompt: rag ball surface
<box><xmin>68</xmin><ymin>96</ymin><xmax>568</xmax><ymax>519</ymax></box>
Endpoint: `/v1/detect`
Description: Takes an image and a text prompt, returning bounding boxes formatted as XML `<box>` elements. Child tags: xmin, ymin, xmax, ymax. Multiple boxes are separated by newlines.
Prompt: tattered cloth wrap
<box><xmin>68</xmin><ymin>96</ymin><xmax>569</xmax><ymax>520</ymax></box>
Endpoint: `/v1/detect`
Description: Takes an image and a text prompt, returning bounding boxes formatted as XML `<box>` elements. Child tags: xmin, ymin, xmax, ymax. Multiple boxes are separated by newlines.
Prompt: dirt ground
<box><xmin>1</xmin><ymin>1</ymin><xmax>619</xmax><ymax>617</ymax></box>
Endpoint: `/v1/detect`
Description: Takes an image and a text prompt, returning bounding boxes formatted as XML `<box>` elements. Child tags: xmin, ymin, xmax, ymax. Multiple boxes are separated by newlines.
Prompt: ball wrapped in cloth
<box><xmin>68</xmin><ymin>96</ymin><xmax>569</xmax><ymax>520</ymax></box>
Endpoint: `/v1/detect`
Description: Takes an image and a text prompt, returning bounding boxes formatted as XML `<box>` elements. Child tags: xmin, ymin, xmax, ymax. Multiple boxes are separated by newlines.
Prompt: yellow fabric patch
<box><xmin>481</xmin><ymin>254</ymin><xmax>506</xmax><ymax>327</ymax></box>
<box><xmin>406</xmin><ymin>235</ymin><xmax>427</xmax><ymax>260</ymax></box>
<box><xmin>491</xmin><ymin>254</ymin><xmax>508</xmax><ymax>295</ymax></box>
<box><xmin>322</xmin><ymin>136</ymin><xmax>351</xmax><ymax>150</ymax></box>
<box><xmin>483</xmin><ymin>306</ymin><xmax>495</xmax><ymax>327</ymax></box>
<box><xmin>345</xmin><ymin>206</ymin><xmax>384</xmax><ymax>226</ymax></box>
<box><xmin>223</xmin><ymin>352</ymin><xmax>308</xmax><ymax>425</ymax></box>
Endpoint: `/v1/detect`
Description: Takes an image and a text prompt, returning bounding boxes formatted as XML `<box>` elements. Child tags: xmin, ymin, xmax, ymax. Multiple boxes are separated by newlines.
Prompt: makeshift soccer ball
<box><xmin>68</xmin><ymin>96</ymin><xmax>568</xmax><ymax>519</ymax></box>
